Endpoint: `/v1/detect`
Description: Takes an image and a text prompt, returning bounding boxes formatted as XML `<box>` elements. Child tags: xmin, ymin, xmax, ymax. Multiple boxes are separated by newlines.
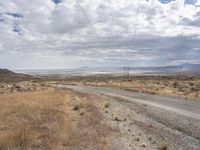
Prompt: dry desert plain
<box><xmin>0</xmin><ymin>73</ymin><xmax>200</xmax><ymax>150</ymax></box>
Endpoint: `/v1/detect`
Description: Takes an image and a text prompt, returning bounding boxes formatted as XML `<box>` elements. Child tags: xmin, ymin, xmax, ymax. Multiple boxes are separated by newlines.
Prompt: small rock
<box><xmin>141</xmin><ymin>143</ymin><xmax>146</xmax><ymax>148</ymax></box>
<box><xmin>135</xmin><ymin>137</ymin><xmax>140</xmax><ymax>141</ymax></box>
<box><xmin>16</xmin><ymin>88</ymin><xmax>23</xmax><ymax>92</ymax></box>
<box><xmin>73</xmin><ymin>105</ymin><xmax>80</xmax><ymax>111</ymax></box>
<box><xmin>114</xmin><ymin>117</ymin><xmax>121</xmax><ymax>122</ymax></box>
<box><xmin>80</xmin><ymin>112</ymin><xmax>84</xmax><ymax>116</ymax></box>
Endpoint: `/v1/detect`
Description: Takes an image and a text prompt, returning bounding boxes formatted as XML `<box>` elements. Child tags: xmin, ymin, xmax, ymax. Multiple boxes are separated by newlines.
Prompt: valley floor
<box><xmin>0</xmin><ymin>81</ymin><xmax>199</xmax><ymax>150</ymax></box>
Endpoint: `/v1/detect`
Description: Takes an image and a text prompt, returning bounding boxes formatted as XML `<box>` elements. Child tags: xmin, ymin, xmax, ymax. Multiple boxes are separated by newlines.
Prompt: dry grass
<box><xmin>62</xmin><ymin>75</ymin><xmax>200</xmax><ymax>100</ymax></box>
<box><xmin>104</xmin><ymin>102</ymin><xmax>110</xmax><ymax>108</ymax></box>
<box><xmin>157</xmin><ymin>140</ymin><xmax>169</xmax><ymax>150</ymax></box>
<box><xmin>0</xmin><ymin>88</ymin><xmax>118</xmax><ymax>150</ymax></box>
<box><xmin>0</xmin><ymin>89</ymin><xmax>71</xmax><ymax>150</ymax></box>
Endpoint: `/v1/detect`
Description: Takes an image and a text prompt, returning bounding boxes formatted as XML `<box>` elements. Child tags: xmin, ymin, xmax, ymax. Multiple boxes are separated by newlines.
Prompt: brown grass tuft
<box><xmin>157</xmin><ymin>140</ymin><xmax>169</xmax><ymax>150</ymax></box>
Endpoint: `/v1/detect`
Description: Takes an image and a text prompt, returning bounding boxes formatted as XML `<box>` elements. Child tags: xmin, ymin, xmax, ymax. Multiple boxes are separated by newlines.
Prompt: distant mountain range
<box><xmin>13</xmin><ymin>63</ymin><xmax>200</xmax><ymax>75</ymax></box>
<box><xmin>130</xmin><ymin>63</ymin><xmax>200</xmax><ymax>72</ymax></box>
<box><xmin>77</xmin><ymin>63</ymin><xmax>200</xmax><ymax>74</ymax></box>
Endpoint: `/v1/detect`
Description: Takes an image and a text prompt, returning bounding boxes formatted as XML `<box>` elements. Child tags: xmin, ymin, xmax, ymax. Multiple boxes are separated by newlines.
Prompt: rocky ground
<box><xmin>0</xmin><ymin>81</ymin><xmax>199</xmax><ymax>150</ymax></box>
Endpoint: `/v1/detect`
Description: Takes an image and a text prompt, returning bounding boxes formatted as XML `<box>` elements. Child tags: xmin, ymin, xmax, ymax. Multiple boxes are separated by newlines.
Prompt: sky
<box><xmin>0</xmin><ymin>0</ymin><xmax>200</xmax><ymax>70</ymax></box>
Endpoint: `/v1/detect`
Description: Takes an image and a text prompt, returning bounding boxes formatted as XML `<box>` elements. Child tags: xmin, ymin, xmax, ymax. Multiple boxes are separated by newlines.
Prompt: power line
<box><xmin>124</xmin><ymin>0</ymin><xmax>141</xmax><ymax>79</ymax></box>
<box><xmin>133</xmin><ymin>0</ymin><xmax>141</xmax><ymax>47</ymax></box>
<box><xmin>76</xmin><ymin>0</ymin><xmax>99</xmax><ymax>39</ymax></box>
<box><xmin>107</xmin><ymin>0</ymin><xmax>117</xmax><ymax>41</ymax></box>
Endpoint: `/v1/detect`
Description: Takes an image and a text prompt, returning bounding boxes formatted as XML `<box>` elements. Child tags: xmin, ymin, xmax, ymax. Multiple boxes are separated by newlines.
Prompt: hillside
<box><xmin>0</xmin><ymin>69</ymin><xmax>16</xmax><ymax>75</ymax></box>
<box><xmin>0</xmin><ymin>69</ymin><xmax>39</xmax><ymax>83</ymax></box>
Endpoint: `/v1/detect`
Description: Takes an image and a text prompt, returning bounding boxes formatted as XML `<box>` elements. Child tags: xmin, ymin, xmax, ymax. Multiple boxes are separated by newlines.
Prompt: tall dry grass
<box><xmin>0</xmin><ymin>89</ymin><xmax>72</xmax><ymax>149</ymax></box>
<box><xmin>0</xmin><ymin>88</ymin><xmax>117</xmax><ymax>150</ymax></box>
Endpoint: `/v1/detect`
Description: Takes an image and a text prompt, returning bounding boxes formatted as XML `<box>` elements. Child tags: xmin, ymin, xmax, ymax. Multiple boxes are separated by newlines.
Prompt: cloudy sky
<box><xmin>0</xmin><ymin>0</ymin><xmax>200</xmax><ymax>70</ymax></box>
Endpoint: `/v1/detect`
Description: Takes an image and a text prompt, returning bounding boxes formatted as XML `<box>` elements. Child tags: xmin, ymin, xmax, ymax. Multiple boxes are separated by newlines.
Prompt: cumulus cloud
<box><xmin>0</xmin><ymin>0</ymin><xmax>200</xmax><ymax>69</ymax></box>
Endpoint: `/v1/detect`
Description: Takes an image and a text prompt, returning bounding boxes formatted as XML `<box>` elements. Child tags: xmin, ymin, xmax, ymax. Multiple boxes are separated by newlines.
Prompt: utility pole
<box><xmin>127</xmin><ymin>66</ymin><xmax>130</xmax><ymax>81</ymax></box>
<box><xmin>123</xmin><ymin>66</ymin><xmax>130</xmax><ymax>81</ymax></box>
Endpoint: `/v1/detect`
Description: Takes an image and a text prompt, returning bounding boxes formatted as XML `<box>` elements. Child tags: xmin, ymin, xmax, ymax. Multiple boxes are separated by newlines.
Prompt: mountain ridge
<box><xmin>0</xmin><ymin>69</ymin><xmax>37</xmax><ymax>83</ymax></box>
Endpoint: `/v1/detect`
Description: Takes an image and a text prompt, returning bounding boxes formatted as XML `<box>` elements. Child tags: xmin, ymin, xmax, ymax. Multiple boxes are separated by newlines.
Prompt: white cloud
<box><xmin>0</xmin><ymin>0</ymin><xmax>200</xmax><ymax>69</ymax></box>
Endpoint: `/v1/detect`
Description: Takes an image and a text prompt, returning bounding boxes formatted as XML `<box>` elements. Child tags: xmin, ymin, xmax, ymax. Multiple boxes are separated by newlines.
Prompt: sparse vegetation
<box><xmin>157</xmin><ymin>140</ymin><xmax>168</xmax><ymax>150</ymax></box>
<box><xmin>0</xmin><ymin>88</ymin><xmax>119</xmax><ymax>149</ymax></box>
<box><xmin>80</xmin><ymin>111</ymin><xmax>84</xmax><ymax>116</ymax></box>
<box><xmin>0</xmin><ymin>74</ymin><xmax>199</xmax><ymax>149</ymax></box>
<box><xmin>135</xmin><ymin>137</ymin><xmax>140</xmax><ymax>141</ymax></box>
<box><xmin>62</xmin><ymin>75</ymin><xmax>200</xmax><ymax>100</ymax></box>
<box><xmin>114</xmin><ymin>116</ymin><xmax>121</xmax><ymax>122</ymax></box>
<box><xmin>73</xmin><ymin>104</ymin><xmax>80</xmax><ymax>111</ymax></box>
<box><xmin>104</xmin><ymin>102</ymin><xmax>110</xmax><ymax>108</ymax></box>
<box><xmin>141</xmin><ymin>143</ymin><xmax>146</xmax><ymax>147</ymax></box>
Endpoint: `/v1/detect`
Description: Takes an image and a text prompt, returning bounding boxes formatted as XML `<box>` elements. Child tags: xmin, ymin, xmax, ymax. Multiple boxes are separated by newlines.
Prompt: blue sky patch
<box><xmin>184</xmin><ymin>0</ymin><xmax>197</xmax><ymax>5</ymax></box>
<box><xmin>0</xmin><ymin>17</ymin><xmax>3</xmax><ymax>22</ymax></box>
<box><xmin>159</xmin><ymin>0</ymin><xmax>176</xmax><ymax>4</ymax></box>
<box><xmin>6</xmin><ymin>13</ymin><xmax>23</xmax><ymax>18</ymax></box>
<box><xmin>12</xmin><ymin>23</ymin><xmax>22</xmax><ymax>35</ymax></box>
<box><xmin>52</xmin><ymin>0</ymin><xmax>62</xmax><ymax>4</ymax></box>
<box><xmin>160</xmin><ymin>0</ymin><xmax>197</xmax><ymax>5</ymax></box>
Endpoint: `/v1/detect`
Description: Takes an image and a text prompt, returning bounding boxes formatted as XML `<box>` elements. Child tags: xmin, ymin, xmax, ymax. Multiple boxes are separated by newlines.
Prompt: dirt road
<box><xmin>65</xmin><ymin>85</ymin><xmax>200</xmax><ymax>119</ymax></box>
<box><xmin>1</xmin><ymin>82</ymin><xmax>200</xmax><ymax>149</ymax></box>
<box><xmin>56</xmin><ymin>85</ymin><xmax>200</xmax><ymax>136</ymax></box>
